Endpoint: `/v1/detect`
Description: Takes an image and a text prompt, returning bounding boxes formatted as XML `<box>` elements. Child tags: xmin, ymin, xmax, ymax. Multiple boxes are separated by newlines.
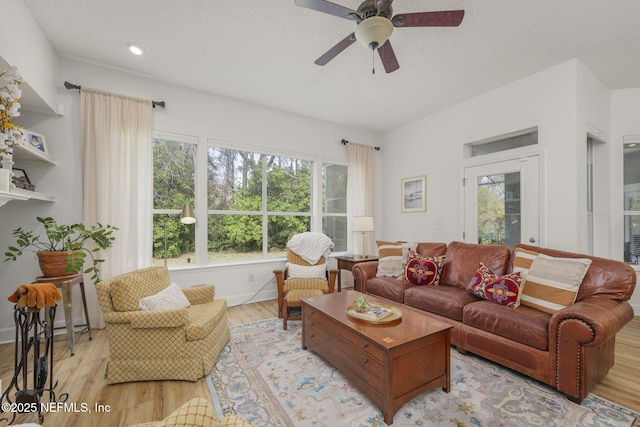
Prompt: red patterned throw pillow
<box><xmin>403</xmin><ymin>249</ymin><xmax>445</xmax><ymax>286</ymax></box>
<box><xmin>467</xmin><ymin>262</ymin><xmax>523</xmax><ymax>308</ymax></box>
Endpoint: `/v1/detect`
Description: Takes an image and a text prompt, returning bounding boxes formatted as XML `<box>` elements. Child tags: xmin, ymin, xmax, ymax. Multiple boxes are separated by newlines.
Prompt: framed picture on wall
<box><xmin>22</xmin><ymin>130</ymin><xmax>49</xmax><ymax>154</ymax></box>
<box><xmin>401</xmin><ymin>175</ymin><xmax>426</xmax><ymax>212</ymax></box>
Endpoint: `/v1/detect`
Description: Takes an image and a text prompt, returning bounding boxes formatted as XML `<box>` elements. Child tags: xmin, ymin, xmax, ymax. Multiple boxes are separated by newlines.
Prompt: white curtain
<box><xmin>347</xmin><ymin>143</ymin><xmax>376</xmax><ymax>256</ymax></box>
<box><xmin>81</xmin><ymin>88</ymin><xmax>153</xmax><ymax>328</ymax></box>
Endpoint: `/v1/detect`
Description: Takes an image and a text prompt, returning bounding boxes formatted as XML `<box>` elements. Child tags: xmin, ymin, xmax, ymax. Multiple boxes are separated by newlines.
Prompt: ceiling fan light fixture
<box><xmin>355</xmin><ymin>16</ymin><xmax>393</xmax><ymax>50</ymax></box>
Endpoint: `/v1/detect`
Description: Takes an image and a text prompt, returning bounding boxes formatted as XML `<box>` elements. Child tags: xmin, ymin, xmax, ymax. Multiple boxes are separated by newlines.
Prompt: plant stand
<box><xmin>0</xmin><ymin>304</ymin><xmax>67</xmax><ymax>425</ymax></box>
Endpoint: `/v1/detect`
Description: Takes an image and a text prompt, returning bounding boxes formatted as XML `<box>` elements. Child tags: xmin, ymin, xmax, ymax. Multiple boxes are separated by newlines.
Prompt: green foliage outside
<box><xmin>153</xmin><ymin>141</ymin><xmax>313</xmax><ymax>261</ymax></box>
<box><xmin>477</xmin><ymin>176</ymin><xmax>506</xmax><ymax>245</ymax></box>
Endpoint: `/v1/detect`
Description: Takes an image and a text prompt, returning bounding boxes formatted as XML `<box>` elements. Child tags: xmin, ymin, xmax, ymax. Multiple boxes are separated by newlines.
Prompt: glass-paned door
<box><xmin>464</xmin><ymin>156</ymin><xmax>540</xmax><ymax>248</ymax></box>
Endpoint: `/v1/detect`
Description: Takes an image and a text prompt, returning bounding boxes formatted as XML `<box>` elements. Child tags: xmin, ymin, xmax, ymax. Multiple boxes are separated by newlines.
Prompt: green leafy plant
<box><xmin>4</xmin><ymin>216</ymin><xmax>118</xmax><ymax>282</ymax></box>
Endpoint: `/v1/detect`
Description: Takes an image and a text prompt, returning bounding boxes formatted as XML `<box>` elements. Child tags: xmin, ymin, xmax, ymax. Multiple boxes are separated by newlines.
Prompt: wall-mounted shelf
<box><xmin>0</xmin><ymin>142</ymin><xmax>59</xmax><ymax>206</ymax></box>
<box><xmin>12</xmin><ymin>143</ymin><xmax>57</xmax><ymax>164</ymax></box>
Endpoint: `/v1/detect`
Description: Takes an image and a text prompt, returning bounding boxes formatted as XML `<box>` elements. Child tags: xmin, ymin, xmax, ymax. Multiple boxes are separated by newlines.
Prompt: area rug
<box><xmin>208</xmin><ymin>318</ymin><xmax>640</xmax><ymax>426</ymax></box>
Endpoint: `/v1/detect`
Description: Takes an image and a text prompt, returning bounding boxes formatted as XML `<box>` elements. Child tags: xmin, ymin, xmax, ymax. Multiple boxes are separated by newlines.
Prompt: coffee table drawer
<box><xmin>304</xmin><ymin>307</ymin><xmax>384</xmax><ymax>362</ymax></box>
<box><xmin>305</xmin><ymin>326</ymin><xmax>384</xmax><ymax>390</ymax></box>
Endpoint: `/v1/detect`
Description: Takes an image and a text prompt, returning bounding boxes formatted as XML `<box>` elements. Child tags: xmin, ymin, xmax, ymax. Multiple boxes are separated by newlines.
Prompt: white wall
<box><xmin>0</xmin><ymin>0</ymin><xmax>58</xmax><ymax>113</ymax></box>
<box><xmin>381</xmin><ymin>60</ymin><xmax>579</xmax><ymax>249</ymax></box>
<box><xmin>0</xmin><ymin>57</ymin><xmax>381</xmax><ymax>342</ymax></box>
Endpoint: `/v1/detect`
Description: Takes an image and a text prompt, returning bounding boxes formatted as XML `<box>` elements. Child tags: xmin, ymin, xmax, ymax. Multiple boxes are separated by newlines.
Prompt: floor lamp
<box><xmin>163</xmin><ymin>203</ymin><xmax>197</xmax><ymax>266</ymax></box>
<box><xmin>352</xmin><ymin>216</ymin><xmax>374</xmax><ymax>258</ymax></box>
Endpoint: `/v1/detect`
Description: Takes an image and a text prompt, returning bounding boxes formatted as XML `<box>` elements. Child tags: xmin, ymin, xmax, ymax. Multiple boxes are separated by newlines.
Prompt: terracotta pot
<box><xmin>36</xmin><ymin>251</ymin><xmax>81</xmax><ymax>278</ymax></box>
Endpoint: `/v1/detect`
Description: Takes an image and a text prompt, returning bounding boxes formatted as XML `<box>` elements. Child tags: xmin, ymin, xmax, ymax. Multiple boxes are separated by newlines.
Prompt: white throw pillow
<box><xmin>139</xmin><ymin>282</ymin><xmax>191</xmax><ymax>311</ymax></box>
<box><xmin>287</xmin><ymin>262</ymin><xmax>327</xmax><ymax>279</ymax></box>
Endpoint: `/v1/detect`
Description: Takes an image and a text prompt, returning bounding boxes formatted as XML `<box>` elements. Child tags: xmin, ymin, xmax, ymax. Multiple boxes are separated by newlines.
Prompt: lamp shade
<box><xmin>352</xmin><ymin>216</ymin><xmax>375</xmax><ymax>232</ymax></box>
<box><xmin>180</xmin><ymin>203</ymin><xmax>196</xmax><ymax>224</ymax></box>
<box><xmin>355</xmin><ymin>16</ymin><xmax>394</xmax><ymax>50</ymax></box>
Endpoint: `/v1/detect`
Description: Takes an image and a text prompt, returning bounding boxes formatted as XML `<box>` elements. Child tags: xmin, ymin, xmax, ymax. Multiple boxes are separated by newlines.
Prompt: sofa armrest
<box><xmin>182</xmin><ymin>285</ymin><xmax>215</xmax><ymax>305</ymax></box>
<box><xmin>550</xmin><ymin>298</ymin><xmax>634</xmax><ymax>348</ymax></box>
<box><xmin>549</xmin><ymin>298</ymin><xmax>634</xmax><ymax>399</ymax></box>
<box><xmin>352</xmin><ymin>261</ymin><xmax>380</xmax><ymax>293</ymax></box>
<box><xmin>104</xmin><ymin>309</ymin><xmax>189</xmax><ymax>329</ymax></box>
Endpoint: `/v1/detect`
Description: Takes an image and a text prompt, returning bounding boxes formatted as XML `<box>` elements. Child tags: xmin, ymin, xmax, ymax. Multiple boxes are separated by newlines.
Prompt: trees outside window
<box><xmin>207</xmin><ymin>147</ymin><xmax>312</xmax><ymax>261</ymax></box>
<box><xmin>153</xmin><ymin>134</ymin><xmax>348</xmax><ymax>265</ymax></box>
<box><xmin>152</xmin><ymin>135</ymin><xmax>197</xmax><ymax>265</ymax></box>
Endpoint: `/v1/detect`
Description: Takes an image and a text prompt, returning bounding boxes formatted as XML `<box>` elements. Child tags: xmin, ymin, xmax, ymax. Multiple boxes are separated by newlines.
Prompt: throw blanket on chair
<box><xmin>287</xmin><ymin>232</ymin><xmax>334</xmax><ymax>264</ymax></box>
<box><xmin>8</xmin><ymin>283</ymin><xmax>62</xmax><ymax>310</ymax></box>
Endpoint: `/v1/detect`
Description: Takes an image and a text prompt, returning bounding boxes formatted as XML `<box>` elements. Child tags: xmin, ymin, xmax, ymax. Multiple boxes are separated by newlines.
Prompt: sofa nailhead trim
<box><xmin>556</xmin><ymin>318</ymin><xmax>595</xmax><ymax>398</ymax></box>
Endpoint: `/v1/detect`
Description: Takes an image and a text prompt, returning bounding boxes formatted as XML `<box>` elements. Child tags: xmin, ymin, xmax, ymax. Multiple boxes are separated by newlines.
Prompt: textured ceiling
<box><xmin>24</xmin><ymin>0</ymin><xmax>640</xmax><ymax>132</ymax></box>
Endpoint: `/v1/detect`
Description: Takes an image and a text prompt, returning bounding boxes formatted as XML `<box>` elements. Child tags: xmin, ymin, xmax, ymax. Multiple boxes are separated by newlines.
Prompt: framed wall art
<box><xmin>401</xmin><ymin>175</ymin><xmax>426</xmax><ymax>212</ymax></box>
<box><xmin>23</xmin><ymin>130</ymin><xmax>49</xmax><ymax>154</ymax></box>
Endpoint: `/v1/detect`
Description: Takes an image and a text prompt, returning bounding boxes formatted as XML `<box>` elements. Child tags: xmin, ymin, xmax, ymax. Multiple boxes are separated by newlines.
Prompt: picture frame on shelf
<box><xmin>401</xmin><ymin>175</ymin><xmax>426</xmax><ymax>212</ymax></box>
<box><xmin>12</xmin><ymin>168</ymin><xmax>35</xmax><ymax>191</ymax></box>
<box><xmin>22</xmin><ymin>130</ymin><xmax>49</xmax><ymax>154</ymax></box>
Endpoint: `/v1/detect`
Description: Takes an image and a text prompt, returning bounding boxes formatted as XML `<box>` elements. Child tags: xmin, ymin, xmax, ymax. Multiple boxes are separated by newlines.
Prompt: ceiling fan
<box><xmin>295</xmin><ymin>0</ymin><xmax>464</xmax><ymax>73</ymax></box>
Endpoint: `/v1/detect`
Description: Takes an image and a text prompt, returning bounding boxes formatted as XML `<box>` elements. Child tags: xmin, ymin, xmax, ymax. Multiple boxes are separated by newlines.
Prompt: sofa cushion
<box><xmin>415</xmin><ymin>242</ymin><xmax>447</xmax><ymax>257</ymax></box>
<box><xmin>366</xmin><ymin>277</ymin><xmax>414</xmax><ymax>303</ymax></box>
<box><xmin>466</xmin><ymin>263</ymin><xmax>523</xmax><ymax>308</ymax></box>
<box><xmin>110</xmin><ymin>266</ymin><xmax>171</xmax><ymax>312</ymax></box>
<box><xmin>440</xmin><ymin>241</ymin><xmax>511</xmax><ymax>289</ymax></box>
<box><xmin>463</xmin><ymin>301</ymin><xmax>550</xmax><ymax>351</ymax></box>
<box><xmin>403</xmin><ymin>249</ymin><xmax>445</xmax><ymax>286</ymax></box>
<box><xmin>520</xmin><ymin>254</ymin><xmax>592</xmax><ymax>314</ymax></box>
<box><xmin>185</xmin><ymin>299</ymin><xmax>227</xmax><ymax>341</ymax></box>
<box><xmin>404</xmin><ymin>284</ymin><xmax>479</xmax><ymax>321</ymax></box>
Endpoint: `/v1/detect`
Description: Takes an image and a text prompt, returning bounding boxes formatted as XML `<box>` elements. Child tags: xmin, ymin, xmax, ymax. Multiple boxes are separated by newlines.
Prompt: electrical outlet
<box><xmin>248</xmin><ymin>273</ymin><xmax>254</xmax><ymax>282</ymax></box>
<box><xmin>434</xmin><ymin>226</ymin><xmax>444</xmax><ymax>235</ymax></box>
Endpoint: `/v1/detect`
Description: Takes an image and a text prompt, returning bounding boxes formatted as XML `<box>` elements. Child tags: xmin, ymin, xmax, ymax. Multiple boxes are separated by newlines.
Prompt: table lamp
<box><xmin>352</xmin><ymin>216</ymin><xmax>374</xmax><ymax>258</ymax></box>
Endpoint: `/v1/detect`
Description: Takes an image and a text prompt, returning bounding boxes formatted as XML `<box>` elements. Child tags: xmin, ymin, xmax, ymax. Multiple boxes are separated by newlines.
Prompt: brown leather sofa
<box><xmin>352</xmin><ymin>241</ymin><xmax>637</xmax><ymax>403</ymax></box>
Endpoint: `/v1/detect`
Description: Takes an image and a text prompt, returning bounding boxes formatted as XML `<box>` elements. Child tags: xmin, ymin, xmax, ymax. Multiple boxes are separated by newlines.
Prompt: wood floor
<box><xmin>0</xmin><ymin>300</ymin><xmax>638</xmax><ymax>426</ymax></box>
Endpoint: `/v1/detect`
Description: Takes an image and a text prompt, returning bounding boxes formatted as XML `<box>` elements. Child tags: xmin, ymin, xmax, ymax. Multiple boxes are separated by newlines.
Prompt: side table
<box><xmin>34</xmin><ymin>274</ymin><xmax>92</xmax><ymax>356</ymax></box>
<box><xmin>335</xmin><ymin>256</ymin><xmax>378</xmax><ymax>292</ymax></box>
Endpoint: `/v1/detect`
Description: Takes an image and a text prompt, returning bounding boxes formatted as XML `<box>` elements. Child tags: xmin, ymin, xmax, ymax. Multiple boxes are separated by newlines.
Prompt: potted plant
<box><xmin>4</xmin><ymin>216</ymin><xmax>118</xmax><ymax>282</ymax></box>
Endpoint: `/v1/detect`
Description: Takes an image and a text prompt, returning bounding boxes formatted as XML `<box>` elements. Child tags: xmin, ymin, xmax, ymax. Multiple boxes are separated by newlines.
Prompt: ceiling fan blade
<box><xmin>393</xmin><ymin>10</ymin><xmax>464</xmax><ymax>27</ymax></box>
<box><xmin>314</xmin><ymin>33</ymin><xmax>356</xmax><ymax>66</ymax></box>
<box><xmin>295</xmin><ymin>0</ymin><xmax>359</xmax><ymax>20</ymax></box>
<box><xmin>377</xmin><ymin>40</ymin><xmax>400</xmax><ymax>73</ymax></box>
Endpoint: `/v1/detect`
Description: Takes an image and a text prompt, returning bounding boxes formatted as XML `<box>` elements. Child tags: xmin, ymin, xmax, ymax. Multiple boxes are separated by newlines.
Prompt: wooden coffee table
<box><xmin>301</xmin><ymin>290</ymin><xmax>452</xmax><ymax>425</ymax></box>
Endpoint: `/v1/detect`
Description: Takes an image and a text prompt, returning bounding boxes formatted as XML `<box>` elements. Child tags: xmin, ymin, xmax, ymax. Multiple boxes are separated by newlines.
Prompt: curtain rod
<box><xmin>341</xmin><ymin>139</ymin><xmax>380</xmax><ymax>151</ymax></box>
<box><xmin>64</xmin><ymin>81</ymin><xmax>166</xmax><ymax>108</ymax></box>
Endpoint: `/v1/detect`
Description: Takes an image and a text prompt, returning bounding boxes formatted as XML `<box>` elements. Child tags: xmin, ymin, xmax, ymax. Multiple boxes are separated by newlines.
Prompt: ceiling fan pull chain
<box><xmin>372</xmin><ymin>49</ymin><xmax>375</xmax><ymax>74</ymax></box>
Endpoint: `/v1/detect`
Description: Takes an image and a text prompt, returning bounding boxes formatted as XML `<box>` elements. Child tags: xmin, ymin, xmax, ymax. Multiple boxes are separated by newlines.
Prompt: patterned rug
<box><xmin>208</xmin><ymin>318</ymin><xmax>640</xmax><ymax>426</ymax></box>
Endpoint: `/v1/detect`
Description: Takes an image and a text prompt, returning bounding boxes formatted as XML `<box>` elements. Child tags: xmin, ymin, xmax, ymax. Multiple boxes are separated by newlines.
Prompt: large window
<box><xmin>152</xmin><ymin>134</ymin><xmax>349</xmax><ymax>265</ymax></box>
<box><xmin>207</xmin><ymin>146</ymin><xmax>312</xmax><ymax>261</ymax></box>
<box><xmin>152</xmin><ymin>134</ymin><xmax>197</xmax><ymax>266</ymax></box>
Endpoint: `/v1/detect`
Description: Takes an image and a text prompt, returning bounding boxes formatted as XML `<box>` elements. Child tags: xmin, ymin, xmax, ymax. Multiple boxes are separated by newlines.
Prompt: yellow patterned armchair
<box><xmin>128</xmin><ymin>398</ymin><xmax>256</xmax><ymax>427</ymax></box>
<box><xmin>96</xmin><ymin>266</ymin><xmax>230</xmax><ymax>384</ymax></box>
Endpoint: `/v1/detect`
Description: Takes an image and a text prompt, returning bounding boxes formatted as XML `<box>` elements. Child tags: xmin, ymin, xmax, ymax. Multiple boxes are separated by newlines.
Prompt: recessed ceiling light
<box><xmin>128</xmin><ymin>44</ymin><xmax>145</xmax><ymax>55</ymax></box>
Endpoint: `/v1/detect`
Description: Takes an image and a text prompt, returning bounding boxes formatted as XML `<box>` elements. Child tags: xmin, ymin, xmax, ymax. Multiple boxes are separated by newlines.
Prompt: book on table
<box><xmin>359</xmin><ymin>304</ymin><xmax>393</xmax><ymax>321</ymax></box>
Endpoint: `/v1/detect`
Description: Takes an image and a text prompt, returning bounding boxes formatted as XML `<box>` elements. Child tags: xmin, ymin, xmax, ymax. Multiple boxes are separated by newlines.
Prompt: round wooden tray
<box><xmin>346</xmin><ymin>302</ymin><xmax>403</xmax><ymax>324</ymax></box>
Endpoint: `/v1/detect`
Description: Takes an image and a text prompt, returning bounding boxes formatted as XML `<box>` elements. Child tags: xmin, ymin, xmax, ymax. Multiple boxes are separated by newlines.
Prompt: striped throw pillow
<box><xmin>512</xmin><ymin>247</ymin><xmax>539</xmax><ymax>277</ymax></box>
<box><xmin>376</xmin><ymin>240</ymin><xmax>404</xmax><ymax>277</ymax></box>
<box><xmin>520</xmin><ymin>254</ymin><xmax>592</xmax><ymax>314</ymax></box>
